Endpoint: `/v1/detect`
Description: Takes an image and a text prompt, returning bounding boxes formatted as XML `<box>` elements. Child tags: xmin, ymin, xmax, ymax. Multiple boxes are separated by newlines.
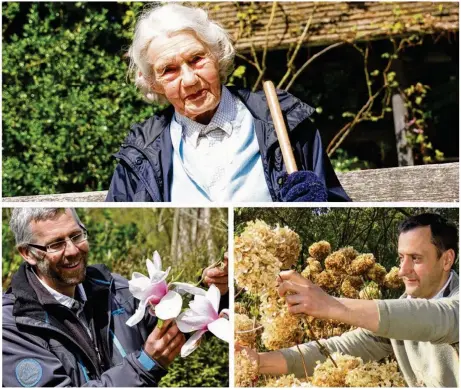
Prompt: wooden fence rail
<box><xmin>2</xmin><ymin>163</ymin><xmax>458</xmax><ymax>203</ymax></box>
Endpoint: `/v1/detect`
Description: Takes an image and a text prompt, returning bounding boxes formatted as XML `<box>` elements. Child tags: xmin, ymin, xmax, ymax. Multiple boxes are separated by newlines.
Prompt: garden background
<box><xmin>2</xmin><ymin>2</ymin><xmax>459</xmax><ymax>197</ymax></box>
<box><xmin>235</xmin><ymin>207</ymin><xmax>460</xmax><ymax>276</ymax></box>
<box><xmin>2</xmin><ymin>207</ymin><xmax>229</xmax><ymax>387</ymax></box>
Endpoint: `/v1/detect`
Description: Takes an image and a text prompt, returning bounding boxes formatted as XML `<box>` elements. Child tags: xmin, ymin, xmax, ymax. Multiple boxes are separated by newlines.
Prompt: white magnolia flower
<box><xmin>176</xmin><ymin>284</ymin><xmax>230</xmax><ymax>357</ymax></box>
<box><xmin>126</xmin><ymin>251</ymin><xmax>205</xmax><ymax>326</ymax></box>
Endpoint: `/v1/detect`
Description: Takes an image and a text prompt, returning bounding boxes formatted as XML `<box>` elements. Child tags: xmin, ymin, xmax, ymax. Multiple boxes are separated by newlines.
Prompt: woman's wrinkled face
<box><xmin>148</xmin><ymin>32</ymin><xmax>221</xmax><ymax>124</ymax></box>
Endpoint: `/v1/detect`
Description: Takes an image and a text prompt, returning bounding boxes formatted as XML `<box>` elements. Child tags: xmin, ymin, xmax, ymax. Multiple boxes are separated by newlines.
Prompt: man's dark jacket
<box><xmin>106</xmin><ymin>87</ymin><xmax>350</xmax><ymax>202</ymax></box>
<box><xmin>2</xmin><ymin>263</ymin><xmax>167</xmax><ymax>387</ymax></box>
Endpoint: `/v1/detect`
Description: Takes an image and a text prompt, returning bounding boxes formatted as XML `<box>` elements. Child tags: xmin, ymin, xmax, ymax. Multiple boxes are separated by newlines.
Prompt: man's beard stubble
<box><xmin>35</xmin><ymin>252</ymin><xmax>88</xmax><ymax>287</ymax></box>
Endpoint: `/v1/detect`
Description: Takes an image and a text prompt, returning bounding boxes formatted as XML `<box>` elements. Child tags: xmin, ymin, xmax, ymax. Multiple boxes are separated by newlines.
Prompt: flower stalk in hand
<box><xmin>277</xmin><ymin>273</ymin><xmax>337</xmax><ymax>368</ymax></box>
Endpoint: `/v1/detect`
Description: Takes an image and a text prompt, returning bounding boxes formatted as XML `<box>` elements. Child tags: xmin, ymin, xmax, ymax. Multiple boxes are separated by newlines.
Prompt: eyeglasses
<box><xmin>27</xmin><ymin>231</ymin><xmax>88</xmax><ymax>253</ymax></box>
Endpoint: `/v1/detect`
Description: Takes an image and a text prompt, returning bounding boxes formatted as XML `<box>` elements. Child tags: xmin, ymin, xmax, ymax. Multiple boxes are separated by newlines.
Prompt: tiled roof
<box><xmin>193</xmin><ymin>2</ymin><xmax>459</xmax><ymax>52</ymax></box>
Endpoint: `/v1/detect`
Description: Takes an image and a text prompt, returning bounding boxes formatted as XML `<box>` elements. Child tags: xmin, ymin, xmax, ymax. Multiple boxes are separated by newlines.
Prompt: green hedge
<box><xmin>2</xmin><ymin>2</ymin><xmax>158</xmax><ymax>196</ymax></box>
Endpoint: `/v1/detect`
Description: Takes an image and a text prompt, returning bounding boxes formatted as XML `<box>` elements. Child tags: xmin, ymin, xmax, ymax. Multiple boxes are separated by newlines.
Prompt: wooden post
<box><xmin>392</xmin><ymin>93</ymin><xmax>414</xmax><ymax>166</ymax></box>
<box><xmin>391</xmin><ymin>59</ymin><xmax>414</xmax><ymax>167</ymax></box>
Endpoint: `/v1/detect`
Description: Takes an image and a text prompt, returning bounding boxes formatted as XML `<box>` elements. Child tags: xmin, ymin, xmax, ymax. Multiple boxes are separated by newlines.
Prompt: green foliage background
<box><xmin>3</xmin><ymin>2</ymin><xmax>152</xmax><ymax>196</ymax></box>
<box><xmin>235</xmin><ymin>207</ymin><xmax>459</xmax><ymax>273</ymax></box>
<box><xmin>3</xmin><ymin>2</ymin><xmax>458</xmax><ymax>196</ymax></box>
<box><xmin>2</xmin><ymin>207</ymin><xmax>229</xmax><ymax>387</ymax></box>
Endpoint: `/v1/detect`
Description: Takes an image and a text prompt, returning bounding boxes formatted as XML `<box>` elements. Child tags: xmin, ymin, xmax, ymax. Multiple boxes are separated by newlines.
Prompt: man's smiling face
<box><xmin>25</xmin><ymin>209</ymin><xmax>89</xmax><ymax>296</ymax></box>
<box><xmin>397</xmin><ymin>226</ymin><xmax>450</xmax><ymax>298</ymax></box>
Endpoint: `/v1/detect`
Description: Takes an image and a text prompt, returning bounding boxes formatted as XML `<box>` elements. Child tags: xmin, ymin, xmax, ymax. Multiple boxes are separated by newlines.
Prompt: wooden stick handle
<box><xmin>263</xmin><ymin>80</ymin><xmax>298</xmax><ymax>174</ymax></box>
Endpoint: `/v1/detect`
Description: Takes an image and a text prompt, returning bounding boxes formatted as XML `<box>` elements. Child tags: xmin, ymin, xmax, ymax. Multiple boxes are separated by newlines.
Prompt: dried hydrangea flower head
<box><xmin>308</xmin><ymin>240</ymin><xmax>331</xmax><ymax>261</ymax></box>
<box><xmin>315</xmin><ymin>270</ymin><xmax>341</xmax><ymax>290</ymax></box>
<box><xmin>324</xmin><ymin>250</ymin><xmax>348</xmax><ymax>272</ymax></box>
<box><xmin>264</xmin><ymin>374</ymin><xmax>313</xmax><ymax>387</ymax></box>
<box><xmin>337</xmin><ymin>246</ymin><xmax>359</xmax><ymax>262</ymax></box>
<box><xmin>384</xmin><ymin>266</ymin><xmax>405</xmax><ymax>289</ymax></box>
<box><xmin>234</xmin><ymin>220</ymin><xmax>282</xmax><ymax>294</ymax></box>
<box><xmin>307</xmin><ymin>257</ymin><xmax>323</xmax><ymax>273</ymax></box>
<box><xmin>235</xmin><ymin>313</ymin><xmax>259</xmax><ymax>348</ymax></box>
<box><xmin>345</xmin><ymin>360</ymin><xmax>406</xmax><ymax>387</ymax></box>
<box><xmin>347</xmin><ymin>253</ymin><xmax>376</xmax><ymax>275</ymax></box>
<box><xmin>340</xmin><ymin>277</ymin><xmax>360</xmax><ymax>298</ymax></box>
<box><xmin>272</xmin><ymin>225</ymin><xmax>301</xmax><ymax>268</ymax></box>
<box><xmin>301</xmin><ymin>257</ymin><xmax>323</xmax><ymax>281</ymax></box>
<box><xmin>305</xmin><ymin>316</ymin><xmax>353</xmax><ymax>339</ymax></box>
<box><xmin>235</xmin><ymin>349</ymin><xmax>259</xmax><ymax>387</ymax></box>
<box><xmin>260</xmin><ymin>291</ymin><xmax>303</xmax><ymax>350</ymax></box>
<box><xmin>234</xmin><ymin>302</ymin><xmax>248</xmax><ymax>315</ymax></box>
<box><xmin>312</xmin><ymin>352</ymin><xmax>363</xmax><ymax>387</ymax></box>
<box><xmin>359</xmin><ymin>281</ymin><xmax>382</xmax><ymax>299</ymax></box>
<box><xmin>367</xmin><ymin>263</ymin><xmax>387</xmax><ymax>284</ymax></box>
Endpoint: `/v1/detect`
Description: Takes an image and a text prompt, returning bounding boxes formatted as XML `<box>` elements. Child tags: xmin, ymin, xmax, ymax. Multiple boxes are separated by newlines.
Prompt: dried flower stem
<box><xmin>235</xmin><ymin>325</ymin><xmax>264</xmax><ymax>334</ymax></box>
<box><xmin>303</xmin><ymin>318</ymin><xmax>338</xmax><ymax>368</ymax></box>
<box><xmin>278</xmin><ymin>272</ymin><xmax>337</xmax><ymax>368</ymax></box>
<box><xmin>195</xmin><ymin>260</ymin><xmax>222</xmax><ymax>287</ymax></box>
<box><xmin>296</xmin><ymin>344</ymin><xmax>310</xmax><ymax>382</ymax></box>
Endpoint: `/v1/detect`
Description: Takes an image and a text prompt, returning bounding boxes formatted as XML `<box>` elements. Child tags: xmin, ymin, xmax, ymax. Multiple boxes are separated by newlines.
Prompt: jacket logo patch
<box><xmin>112</xmin><ymin>308</ymin><xmax>126</xmax><ymax>316</ymax></box>
<box><xmin>15</xmin><ymin>359</ymin><xmax>42</xmax><ymax>387</ymax></box>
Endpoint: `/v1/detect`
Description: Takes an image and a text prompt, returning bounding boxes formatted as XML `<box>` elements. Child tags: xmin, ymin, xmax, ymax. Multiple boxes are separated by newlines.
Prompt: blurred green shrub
<box><xmin>160</xmin><ymin>337</ymin><xmax>229</xmax><ymax>387</ymax></box>
<box><xmin>2</xmin><ymin>2</ymin><xmax>157</xmax><ymax>196</ymax></box>
<box><xmin>330</xmin><ymin>148</ymin><xmax>371</xmax><ymax>172</ymax></box>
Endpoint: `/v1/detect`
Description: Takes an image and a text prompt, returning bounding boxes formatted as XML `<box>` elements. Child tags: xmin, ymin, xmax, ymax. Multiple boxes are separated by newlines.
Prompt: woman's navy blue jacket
<box><xmin>106</xmin><ymin>87</ymin><xmax>350</xmax><ymax>202</ymax></box>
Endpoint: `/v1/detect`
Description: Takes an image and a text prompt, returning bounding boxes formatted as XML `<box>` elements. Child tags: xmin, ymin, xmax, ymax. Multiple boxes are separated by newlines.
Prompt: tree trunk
<box><xmin>170</xmin><ymin>209</ymin><xmax>180</xmax><ymax>265</ymax></box>
<box><xmin>202</xmin><ymin>208</ymin><xmax>214</xmax><ymax>264</ymax></box>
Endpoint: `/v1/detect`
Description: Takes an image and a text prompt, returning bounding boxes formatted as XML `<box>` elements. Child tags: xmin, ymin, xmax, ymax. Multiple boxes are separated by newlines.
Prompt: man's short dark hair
<box><xmin>398</xmin><ymin>213</ymin><xmax>458</xmax><ymax>259</ymax></box>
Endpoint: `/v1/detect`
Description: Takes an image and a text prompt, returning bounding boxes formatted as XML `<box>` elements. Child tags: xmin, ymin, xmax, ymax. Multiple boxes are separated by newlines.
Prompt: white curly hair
<box><xmin>129</xmin><ymin>4</ymin><xmax>235</xmax><ymax>104</ymax></box>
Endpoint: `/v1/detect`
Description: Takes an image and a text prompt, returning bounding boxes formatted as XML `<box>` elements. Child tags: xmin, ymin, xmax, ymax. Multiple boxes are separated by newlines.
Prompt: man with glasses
<box><xmin>3</xmin><ymin>208</ymin><xmax>185</xmax><ymax>387</ymax></box>
<box><xmin>237</xmin><ymin>213</ymin><xmax>459</xmax><ymax>387</ymax></box>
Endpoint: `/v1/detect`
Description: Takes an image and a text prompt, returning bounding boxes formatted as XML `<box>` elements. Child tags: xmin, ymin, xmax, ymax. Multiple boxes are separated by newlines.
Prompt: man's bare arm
<box><xmin>235</xmin><ymin>344</ymin><xmax>288</xmax><ymax>375</ymax></box>
<box><xmin>259</xmin><ymin>351</ymin><xmax>288</xmax><ymax>375</ymax></box>
<box><xmin>278</xmin><ymin>270</ymin><xmax>379</xmax><ymax>332</ymax></box>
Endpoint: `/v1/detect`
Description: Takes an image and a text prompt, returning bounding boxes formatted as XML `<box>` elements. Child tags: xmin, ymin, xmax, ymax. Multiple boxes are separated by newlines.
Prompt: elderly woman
<box><xmin>106</xmin><ymin>4</ymin><xmax>350</xmax><ymax>202</ymax></box>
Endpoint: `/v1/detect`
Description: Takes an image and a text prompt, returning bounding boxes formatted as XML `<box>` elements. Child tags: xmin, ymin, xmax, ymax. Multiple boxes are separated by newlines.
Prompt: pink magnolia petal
<box><xmin>126</xmin><ymin>300</ymin><xmax>147</xmax><ymax>327</ymax></box>
<box><xmin>176</xmin><ymin>311</ymin><xmax>211</xmax><ymax>333</ymax></box>
<box><xmin>155</xmin><ymin>291</ymin><xmax>183</xmax><ymax>320</ymax></box>
<box><xmin>145</xmin><ymin>280</ymin><xmax>168</xmax><ymax>304</ymax></box>
<box><xmin>170</xmin><ymin>282</ymin><xmax>206</xmax><ymax>296</ymax></box>
<box><xmin>189</xmin><ymin>297</ymin><xmax>218</xmax><ymax>320</ymax></box>
<box><xmin>207</xmin><ymin>318</ymin><xmax>230</xmax><ymax>343</ymax></box>
<box><xmin>180</xmin><ymin>329</ymin><xmax>207</xmax><ymax>358</ymax></box>
<box><xmin>206</xmin><ymin>284</ymin><xmax>221</xmax><ymax>313</ymax></box>
<box><xmin>128</xmin><ymin>276</ymin><xmax>152</xmax><ymax>300</ymax></box>
<box><xmin>153</xmin><ymin>251</ymin><xmax>162</xmax><ymax>271</ymax></box>
<box><xmin>146</xmin><ymin>258</ymin><xmax>157</xmax><ymax>280</ymax></box>
<box><xmin>131</xmin><ymin>272</ymin><xmax>146</xmax><ymax>279</ymax></box>
<box><xmin>150</xmin><ymin>268</ymin><xmax>169</xmax><ymax>284</ymax></box>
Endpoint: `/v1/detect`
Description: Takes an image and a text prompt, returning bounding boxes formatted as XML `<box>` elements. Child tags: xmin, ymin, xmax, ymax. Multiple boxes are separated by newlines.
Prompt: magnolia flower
<box><xmin>126</xmin><ymin>251</ymin><xmax>205</xmax><ymax>326</ymax></box>
<box><xmin>176</xmin><ymin>284</ymin><xmax>230</xmax><ymax>357</ymax></box>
